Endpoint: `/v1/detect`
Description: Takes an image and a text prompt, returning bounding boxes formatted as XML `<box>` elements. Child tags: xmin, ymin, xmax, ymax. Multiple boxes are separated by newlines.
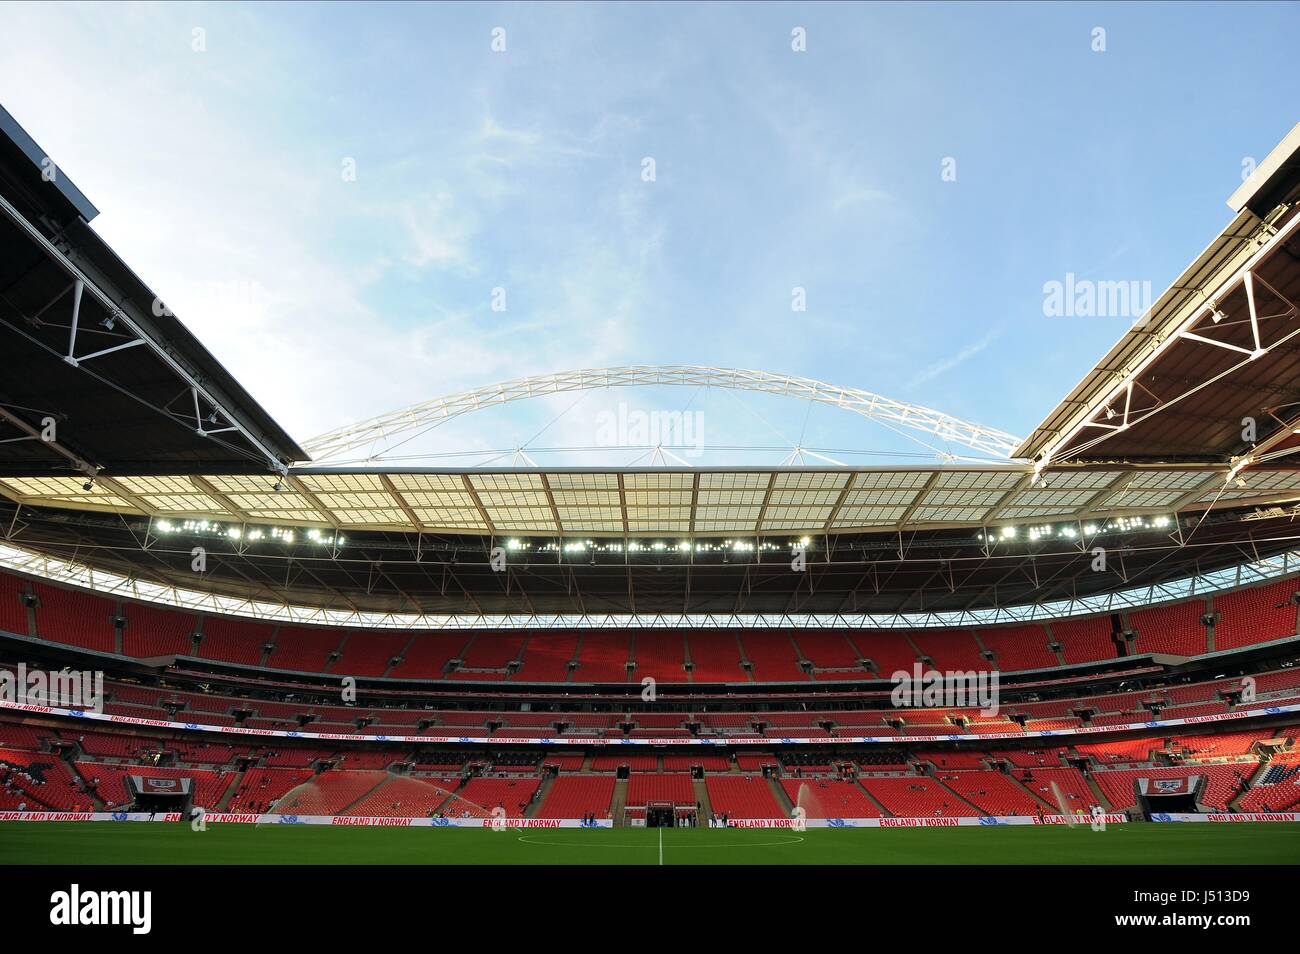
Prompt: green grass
<box><xmin>3</xmin><ymin>821</ymin><xmax>1300</xmax><ymax>864</ymax></box>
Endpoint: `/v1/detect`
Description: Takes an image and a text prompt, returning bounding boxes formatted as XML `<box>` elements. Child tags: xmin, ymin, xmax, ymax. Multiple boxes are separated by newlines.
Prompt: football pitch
<box><xmin>3</xmin><ymin>822</ymin><xmax>1299</xmax><ymax>865</ymax></box>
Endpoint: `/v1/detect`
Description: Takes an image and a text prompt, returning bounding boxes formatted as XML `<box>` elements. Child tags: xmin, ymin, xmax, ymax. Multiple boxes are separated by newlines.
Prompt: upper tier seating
<box><xmin>454</xmin><ymin>633</ymin><xmax>526</xmax><ymax>677</ymax></box>
<box><xmin>13</xmin><ymin>566</ymin><xmax>1296</xmax><ymax>684</ymax></box>
<box><xmin>1051</xmin><ymin>615</ymin><xmax>1117</xmax><ymax>665</ymax></box>
<box><xmin>791</xmin><ymin>631</ymin><xmax>865</xmax><ymax>677</ymax></box>
<box><xmin>685</xmin><ymin>630</ymin><xmax>746</xmax><ymax>682</ymax></box>
<box><xmin>0</xmin><ymin>573</ymin><xmax>28</xmax><ymax>636</ymax></box>
<box><xmin>1128</xmin><ymin>599</ymin><xmax>1209</xmax><ymax>657</ymax></box>
<box><xmin>736</xmin><ymin>631</ymin><xmax>806</xmax><ymax>682</ymax></box>
<box><xmin>632</xmin><ymin>631</ymin><xmax>688</xmax><ymax>681</ymax></box>
<box><xmin>267</xmin><ymin>626</ymin><xmax>345</xmax><ymax>673</ymax></box>
<box><xmin>198</xmin><ymin>616</ymin><xmax>270</xmax><ymax>666</ymax></box>
<box><xmin>387</xmin><ymin>632</ymin><xmax>470</xmax><ymax>679</ymax></box>
<box><xmin>1212</xmin><ymin>578</ymin><xmax>1299</xmax><ymax>650</ymax></box>
<box><xmin>572</xmin><ymin>631</ymin><xmax>630</xmax><ymax>682</ymax></box>
<box><xmin>909</xmin><ymin>629</ymin><xmax>988</xmax><ymax>672</ymax></box>
<box><xmin>32</xmin><ymin>582</ymin><xmax>116</xmax><ymax>653</ymax></box>
<box><xmin>851</xmin><ymin>631</ymin><xmax>920</xmax><ymax>676</ymax></box>
<box><xmin>334</xmin><ymin>630</ymin><xmax>411</xmax><ymax>678</ymax></box>
<box><xmin>515</xmin><ymin>631</ymin><xmax>580</xmax><ymax>682</ymax></box>
<box><xmin>121</xmin><ymin>602</ymin><xmax>195</xmax><ymax>657</ymax></box>
<box><xmin>978</xmin><ymin>624</ymin><xmax>1058</xmax><ymax>671</ymax></box>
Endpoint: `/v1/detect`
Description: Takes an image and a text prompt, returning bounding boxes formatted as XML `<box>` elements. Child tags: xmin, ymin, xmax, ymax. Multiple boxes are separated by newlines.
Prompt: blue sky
<box><xmin>1</xmin><ymin>1</ymin><xmax>1296</xmax><ymax>466</ymax></box>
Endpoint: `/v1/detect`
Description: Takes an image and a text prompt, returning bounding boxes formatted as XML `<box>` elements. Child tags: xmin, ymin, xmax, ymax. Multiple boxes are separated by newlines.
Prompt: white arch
<box><xmin>304</xmin><ymin>365</ymin><xmax>1025</xmax><ymax>462</ymax></box>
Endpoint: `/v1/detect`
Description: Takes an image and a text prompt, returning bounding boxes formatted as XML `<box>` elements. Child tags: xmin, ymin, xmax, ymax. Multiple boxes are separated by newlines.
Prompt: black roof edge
<box><xmin>1228</xmin><ymin>120</ymin><xmax>1300</xmax><ymax>219</ymax></box>
<box><xmin>0</xmin><ymin>101</ymin><xmax>98</xmax><ymax>224</ymax></box>
<box><xmin>1</xmin><ymin>101</ymin><xmax>307</xmax><ymax>468</ymax></box>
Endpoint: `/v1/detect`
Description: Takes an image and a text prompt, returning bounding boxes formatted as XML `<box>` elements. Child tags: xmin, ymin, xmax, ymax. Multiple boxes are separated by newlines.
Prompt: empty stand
<box><xmin>0</xmin><ymin>573</ymin><xmax>28</xmax><ymax>636</ymax></box>
<box><xmin>334</xmin><ymin>630</ymin><xmax>411</xmax><ymax>677</ymax></box>
<box><xmin>851</xmin><ymin>631</ymin><xmax>919</xmax><ymax>676</ymax></box>
<box><xmin>536</xmin><ymin>776</ymin><xmax>615</xmax><ymax>818</ymax></box>
<box><xmin>572</xmin><ymin>631</ymin><xmax>630</xmax><ymax>682</ymax></box>
<box><xmin>737</xmin><ymin>631</ymin><xmax>806</xmax><ymax>682</ymax></box>
<box><xmin>1213</xmin><ymin>579</ymin><xmax>1299</xmax><ymax>650</ymax></box>
<box><xmin>632</xmin><ymin>630</ymin><xmax>687</xmax><ymax>682</ymax></box>
<box><xmin>706</xmin><ymin>775</ymin><xmax>783</xmax><ymax>818</ymax></box>
<box><xmin>389</xmin><ymin>632</ymin><xmax>470</xmax><ymax>678</ymax></box>
<box><xmin>627</xmin><ymin>773</ymin><xmax>695</xmax><ymax>806</ymax></box>
<box><xmin>686</xmin><ymin>631</ymin><xmax>745</xmax><ymax>682</ymax></box>
<box><xmin>32</xmin><ymin>581</ymin><xmax>116</xmax><ymax>653</ymax></box>
<box><xmin>936</xmin><ymin>770</ymin><xmax>1045</xmax><ymax>815</ymax></box>
<box><xmin>1128</xmin><ymin>599</ymin><xmax>1208</xmax><ymax>657</ymax></box>
<box><xmin>121</xmin><ymin>602</ymin><xmax>195</xmax><ymax>658</ymax></box>
<box><xmin>1052</xmin><ymin>615</ymin><xmax>1117</xmax><ymax>665</ymax></box>
<box><xmin>516</xmin><ymin>631</ymin><xmax>579</xmax><ymax>682</ymax></box>
<box><xmin>782</xmin><ymin>778</ymin><xmax>881</xmax><ymax>817</ymax></box>
<box><xmin>979</xmin><ymin>624</ymin><xmax>1057</xmax><ymax>671</ymax></box>
<box><xmin>267</xmin><ymin>626</ymin><xmax>344</xmax><ymax>673</ymax></box>
<box><xmin>791</xmin><ymin>631</ymin><xmax>863</xmax><ymax>675</ymax></box>
<box><xmin>858</xmin><ymin>776</ymin><xmax>980</xmax><ymax>817</ymax></box>
<box><xmin>910</xmin><ymin>629</ymin><xmax>988</xmax><ymax>671</ymax></box>
<box><xmin>198</xmin><ymin>616</ymin><xmax>271</xmax><ymax>666</ymax></box>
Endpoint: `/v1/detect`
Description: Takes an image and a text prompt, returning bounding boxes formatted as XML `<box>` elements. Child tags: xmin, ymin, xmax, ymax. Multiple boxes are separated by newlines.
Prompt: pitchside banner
<box><xmin>0</xmin><ymin>811</ymin><xmax>1148</xmax><ymax>827</ymax></box>
<box><xmin>7</xmin><ymin>810</ymin><xmax>1297</xmax><ymax>825</ymax></box>
<box><xmin>0</xmin><ymin>811</ymin><xmax>606</xmax><ymax>827</ymax></box>
<box><xmin>726</xmin><ymin>814</ymin><xmax>1129</xmax><ymax>828</ymax></box>
<box><xmin>1</xmin><ymin>696</ymin><xmax>1295</xmax><ymax>746</ymax></box>
<box><xmin>1150</xmin><ymin>812</ymin><xmax>1299</xmax><ymax>823</ymax></box>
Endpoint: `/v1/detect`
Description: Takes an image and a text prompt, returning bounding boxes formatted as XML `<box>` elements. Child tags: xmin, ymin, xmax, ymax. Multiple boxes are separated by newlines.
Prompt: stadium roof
<box><xmin>2</xmin><ymin>106</ymin><xmax>1300</xmax><ymax>615</ymax></box>
<box><xmin>2</xmin><ymin>495</ymin><xmax>1295</xmax><ymax>615</ymax></box>
<box><xmin>0</xmin><ymin>105</ymin><xmax>306</xmax><ymax>480</ymax></box>
<box><xmin>1018</xmin><ymin>122</ymin><xmax>1300</xmax><ymax>471</ymax></box>
<box><xmin>3</xmin><ymin>464</ymin><xmax>1300</xmax><ymax>538</ymax></box>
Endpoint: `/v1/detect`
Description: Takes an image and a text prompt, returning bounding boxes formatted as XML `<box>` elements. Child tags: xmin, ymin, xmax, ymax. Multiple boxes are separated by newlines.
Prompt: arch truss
<box><xmin>304</xmin><ymin>366</ymin><xmax>1025</xmax><ymax>464</ymax></box>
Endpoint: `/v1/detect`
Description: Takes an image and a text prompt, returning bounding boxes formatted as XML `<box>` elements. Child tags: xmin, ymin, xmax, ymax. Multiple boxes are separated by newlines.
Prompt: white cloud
<box><xmin>908</xmin><ymin>329</ymin><xmax>1003</xmax><ymax>388</ymax></box>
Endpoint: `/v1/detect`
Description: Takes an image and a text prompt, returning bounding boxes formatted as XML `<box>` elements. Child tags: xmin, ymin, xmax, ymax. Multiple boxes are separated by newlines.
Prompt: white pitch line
<box><xmin>658</xmin><ymin>827</ymin><xmax>663</xmax><ymax>866</ymax></box>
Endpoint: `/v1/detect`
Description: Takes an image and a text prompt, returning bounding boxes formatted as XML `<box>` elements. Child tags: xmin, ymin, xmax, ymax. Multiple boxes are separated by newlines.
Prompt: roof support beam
<box><xmin>0</xmin><ymin>190</ymin><xmax>290</xmax><ymax>475</ymax></box>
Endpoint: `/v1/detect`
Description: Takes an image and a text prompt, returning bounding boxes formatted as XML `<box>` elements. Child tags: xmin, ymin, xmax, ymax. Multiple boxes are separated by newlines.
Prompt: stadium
<box><xmin>1</xmin><ymin>9</ymin><xmax>1299</xmax><ymax>901</ymax></box>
